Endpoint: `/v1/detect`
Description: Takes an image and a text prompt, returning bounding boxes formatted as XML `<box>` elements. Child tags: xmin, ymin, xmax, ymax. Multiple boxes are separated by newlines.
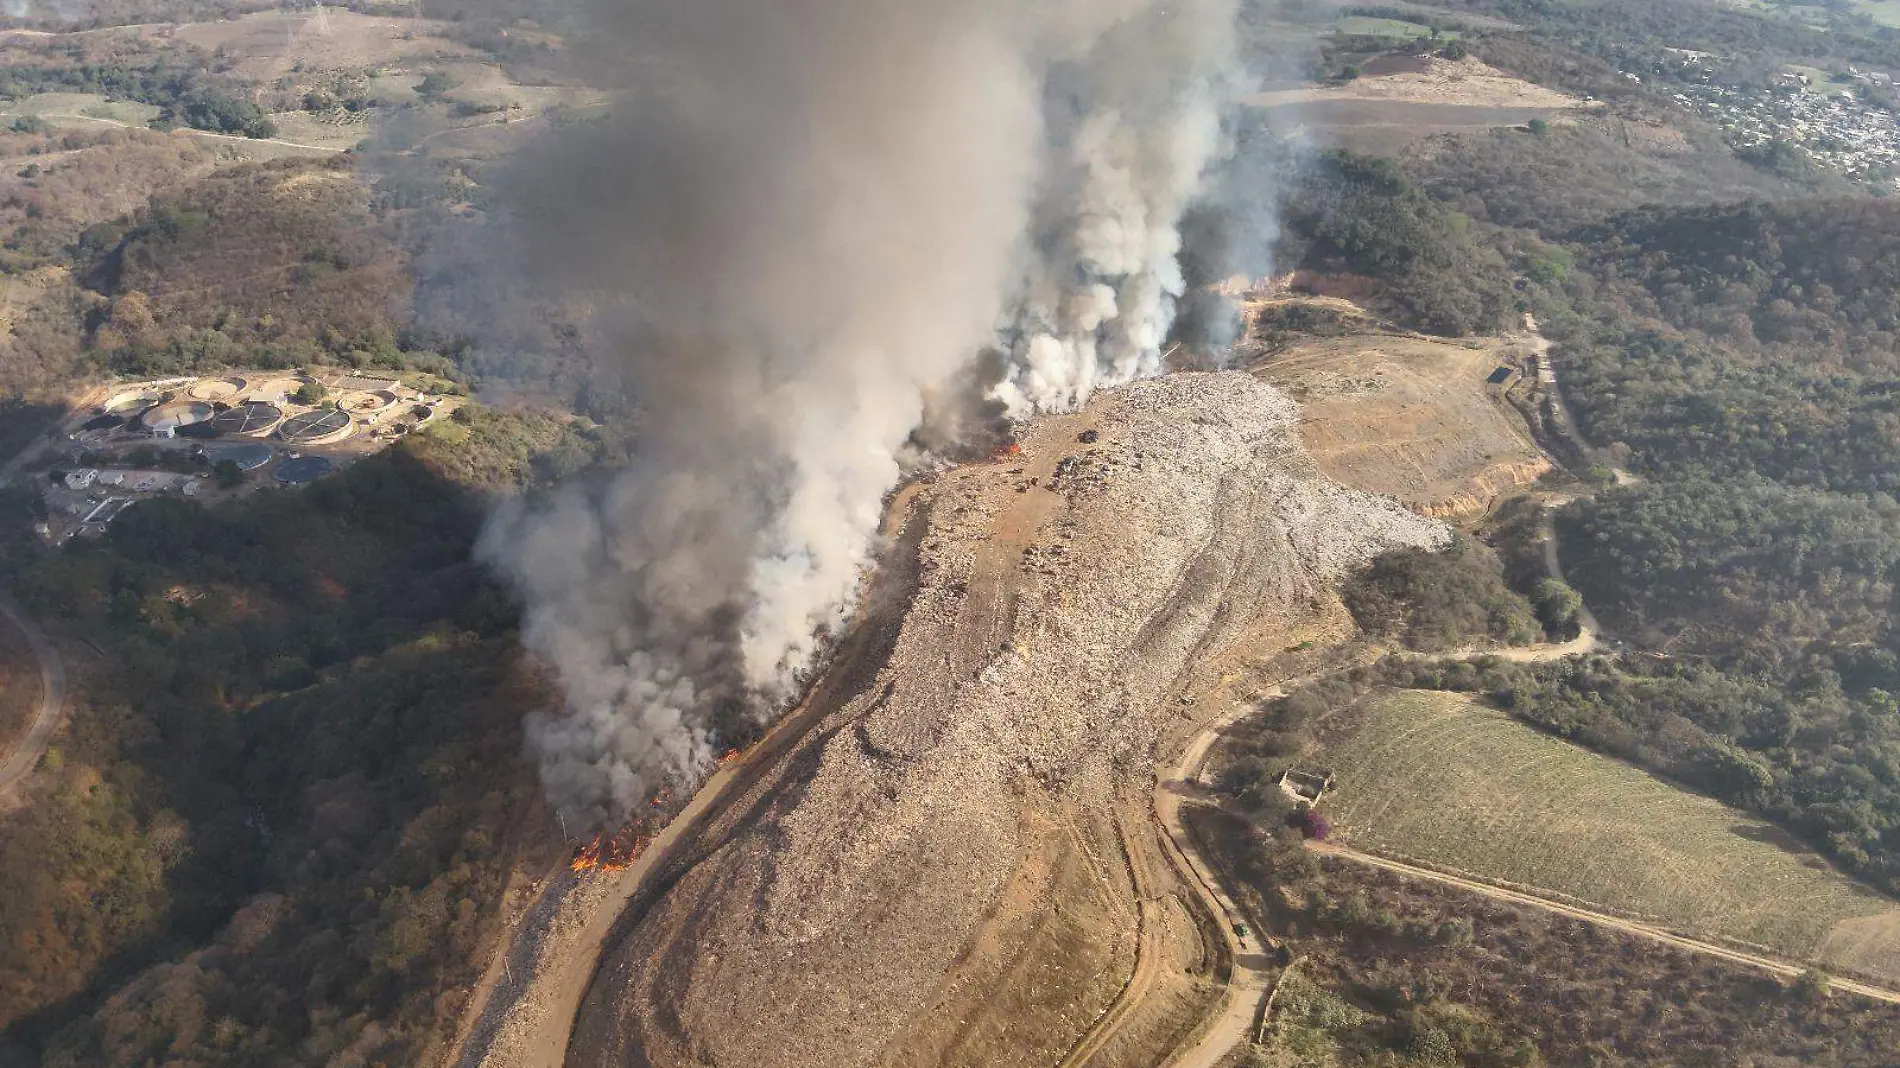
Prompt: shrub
<box><xmin>1292</xmin><ymin>807</ymin><xmax>1333</xmax><ymax>841</ymax></box>
<box><xmin>1791</xmin><ymin>967</ymin><xmax>1832</xmax><ymax>1001</ymax></box>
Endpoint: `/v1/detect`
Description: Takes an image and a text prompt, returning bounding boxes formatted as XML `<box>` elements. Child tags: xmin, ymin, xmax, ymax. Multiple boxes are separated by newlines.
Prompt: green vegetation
<box><xmin>1194</xmin><ymin>803</ymin><xmax>1900</xmax><ymax>1068</ymax></box>
<box><xmin>416</xmin><ymin>71</ymin><xmax>461</xmax><ymax>97</ymax></box>
<box><xmin>1259</xmin><ymin>0</ymin><xmax>1900</xmax><ymax>915</ymax></box>
<box><xmin>72</xmin><ymin>158</ymin><xmax>453</xmax><ymax>381</ymax></box>
<box><xmin>1342</xmin><ymin>535</ymin><xmax>1543</xmax><ymax>651</ymax></box>
<box><xmin>1333</xmin><ymin>16</ymin><xmax>1459</xmax><ymax>40</ymax></box>
<box><xmin>1281</xmin><ymin>151</ymin><xmax>1521</xmax><ymax>335</ymax></box>
<box><xmin>0</xmin><ymin>60</ymin><xmax>275</xmax><ymax>138</ymax></box>
<box><xmin>1316</xmin><ymin>689</ymin><xmax>1898</xmax><ymax>963</ymax></box>
<box><xmin>1560</xmin><ymin>477</ymin><xmax>1900</xmax><ymax>655</ymax></box>
<box><xmin>0</xmin><ymin>410</ymin><xmax>602</xmax><ymax>1063</ymax></box>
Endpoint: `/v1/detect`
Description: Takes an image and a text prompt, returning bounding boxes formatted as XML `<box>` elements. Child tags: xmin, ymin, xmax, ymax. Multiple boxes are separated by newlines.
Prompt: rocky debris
<box><xmin>567</xmin><ymin>372</ymin><xmax>1447</xmax><ymax>1068</ymax></box>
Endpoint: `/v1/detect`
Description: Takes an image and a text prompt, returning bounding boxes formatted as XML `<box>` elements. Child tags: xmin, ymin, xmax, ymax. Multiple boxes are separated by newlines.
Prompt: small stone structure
<box><xmin>1279</xmin><ymin>767</ymin><xmax>1336</xmax><ymax>805</ymax></box>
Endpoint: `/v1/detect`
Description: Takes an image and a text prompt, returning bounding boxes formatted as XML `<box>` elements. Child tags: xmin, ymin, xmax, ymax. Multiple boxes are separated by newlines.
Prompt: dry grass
<box><xmin>165</xmin><ymin>10</ymin><xmax>479</xmax><ymax>82</ymax></box>
<box><xmin>1320</xmin><ymin>689</ymin><xmax>1900</xmax><ymax>981</ymax></box>
<box><xmin>1247</xmin><ymin>322</ymin><xmax>1548</xmax><ymax>516</ymax></box>
<box><xmin>1246</xmin><ymin>56</ymin><xmax>1588</xmax><ymax>110</ymax></box>
<box><xmin>1192</xmin><ymin>803</ymin><xmax>1900</xmax><ymax>1068</ymax></box>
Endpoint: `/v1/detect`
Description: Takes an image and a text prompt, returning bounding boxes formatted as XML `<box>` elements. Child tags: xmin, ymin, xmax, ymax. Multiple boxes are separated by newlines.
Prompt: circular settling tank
<box><xmin>210</xmin><ymin>402</ymin><xmax>284</xmax><ymax>437</ymax></box>
<box><xmin>141</xmin><ymin>401</ymin><xmax>215</xmax><ymax>433</ymax></box>
<box><xmin>211</xmin><ymin>442</ymin><xmax>275</xmax><ymax>471</ymax></box>
<box><xmin>274</xmin><ymin>455</ymin><xmax>334</xmax><ymax>484</ymax></box>
<box><xmin>103</xmin><ymin>391</ymin><xmax>161</xmax><ymax>414</ymax></box>
<box><xmin>188</xmin><ymin>377</ymin><xmax>247</xmax><ymax>402</ymax></box>
<box><xmin>279</xmin><ymin>409</ymin><xmax>353</xmax><ymax>445</ymax></box>
<box><xmin>338</xmin><ymin>389</ymin><xmax>399</xmax><ymax>416</ymax></box>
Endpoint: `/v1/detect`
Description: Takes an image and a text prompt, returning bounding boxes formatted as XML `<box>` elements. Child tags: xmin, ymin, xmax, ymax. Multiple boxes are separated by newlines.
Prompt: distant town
<box><xmin>1648</xmin><ymin>50</ymin><xmax>1900</xmax><ymax>185</ymax></box>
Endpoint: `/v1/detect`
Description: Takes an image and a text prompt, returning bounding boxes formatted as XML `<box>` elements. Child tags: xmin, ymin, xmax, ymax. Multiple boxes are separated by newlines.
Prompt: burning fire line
<box><xmin>570</xmin><ymin>825</ymin><xmax>651</xmax><ymax>873</ymax></box>
<box><xmin>569</xmin><ymin>747</ymin><xmax>749</xmax><ymax>874</ymax></box>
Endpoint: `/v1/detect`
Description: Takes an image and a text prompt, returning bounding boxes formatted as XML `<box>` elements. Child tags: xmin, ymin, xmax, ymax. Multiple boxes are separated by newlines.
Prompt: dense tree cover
<box><xmin>1557</xmin><ymin>325</ymin><xmax>1900</xmax><ymax>495</ymax></box>
<box><xmin>0</xmin><ymin>127</ymin><xmax>217</xmax><ymax>276</ymax></box>
<box><xmin>1578</xmin><ymin>199</ymin><xmax>1900</xmax><ymax>367</ymax></box>
<box><xmin>1560</xmin><ymin>476</ymin><xmax>1900</xmax><ymax>660</ymax></box>
<box><xmin>1441</xmin><ymin>0</ymin><xmax>1900</xmax><ymax>76</ymax></box>
<box><xmin>1407</xmin><ymin>119</ymin><xmax>1824</xmax><ymax>237</ymax></box>
<box><xmin>0</xmin><ymin>60</ymin><xmax>276</xmax><ymax>138</ymax></box>
<box><xmin>80</xmin><ymin>159</ymin><xmax>400</xmax><ymax>337</ymax></box>
<box><xmin>1343</xmin><ymin>535</ymin><xmax>1543</xmax><ymax>651</ymax></box>
<box><xmin>0</xmin><ymin>410</ymin><xmax>599</xmax><ymax>1063</ymax></box>
<box><xmin>1279</xmin><ymin>151</ymin><xmax>1530</xmax><ymax>335</ymax></box>
<box><xmin>1195</xmin><ymin>804</ymin><xmax>1900</xmax><ymax>1068</ymax></box>
<box><xmin>68</xmin><ymin>158</ymin><xmax>456</xmax><ymax>380</ymax></box>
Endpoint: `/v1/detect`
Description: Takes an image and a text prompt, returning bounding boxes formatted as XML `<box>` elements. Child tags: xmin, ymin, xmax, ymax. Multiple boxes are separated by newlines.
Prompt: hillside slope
<box><xmin>564</xmin><ymin>372</ymin><xmax>1444</xmax><ymax>1068</ymax></box>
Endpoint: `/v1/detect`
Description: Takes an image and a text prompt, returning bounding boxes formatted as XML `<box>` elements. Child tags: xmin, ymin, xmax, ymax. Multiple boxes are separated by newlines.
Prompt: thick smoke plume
<box><xmin>478</xmin><ymin>0</ymin><xmax>1247</xmax><ymax>829</ymax></box>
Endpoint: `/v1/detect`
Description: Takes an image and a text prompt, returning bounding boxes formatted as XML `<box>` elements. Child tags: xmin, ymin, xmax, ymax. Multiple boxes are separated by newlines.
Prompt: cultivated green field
<box><xmin>0</xmin><ymin>93</ymin><xmax>160</xmax><ymax>128</ymax></box>
<box><xmin>1331</xmin><ymin>16</ymin><xmax>1460</xmax><ymax>39</ymax></box>
<box><xmin>1321</xmin><ymin>689</ymin><xmax>1900</xmax><ymax>978</ymax></box>
<box><xmin>1854</xmin><ymin>0</ymin><xmax>1900</xmax><ymax>26</ymax></box>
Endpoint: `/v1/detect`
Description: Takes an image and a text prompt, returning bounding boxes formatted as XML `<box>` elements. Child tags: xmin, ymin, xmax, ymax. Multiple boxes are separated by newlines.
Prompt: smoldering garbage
<box><xmin>470</xmin><ymin>0</ymin><xmax>1264</xmax><ymax>830</ymax></box>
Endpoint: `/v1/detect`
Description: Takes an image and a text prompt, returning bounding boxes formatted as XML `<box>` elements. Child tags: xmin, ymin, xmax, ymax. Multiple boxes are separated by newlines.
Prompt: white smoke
<box><xmin>475</xmin><ymin>0</ymin><xmax>1250</xmax><ymax>830</ymax></box>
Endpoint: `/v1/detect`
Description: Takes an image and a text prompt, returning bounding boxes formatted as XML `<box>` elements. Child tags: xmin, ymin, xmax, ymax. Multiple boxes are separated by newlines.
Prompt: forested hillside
<box><xmin>0</xmin><ymin>412</ymin><xmax>599</xmax><ymax>1065</ymax></box>
<box><xmin>1581</xmin><ymin>199</ymin><xmax>1900</xmax><ymax>363</ymax></box>
<box><xmin>1273</xmin><ymin>83</ymin><xmax>1900</xmax><ymax>899</ymax></box>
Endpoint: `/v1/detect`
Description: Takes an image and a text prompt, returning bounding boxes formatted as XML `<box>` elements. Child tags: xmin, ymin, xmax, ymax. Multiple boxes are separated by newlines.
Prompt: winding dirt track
<box><xmin>0</xmin><ymin>390</ymin><xmax>89</xmax><ymax>805</ymax></box>
<box><xmin>0</xmin><ymin>596</ymin><xmax>67</xmax><ymax>799</ymax></box>
<box><xmin>1151</xmin><ymin>710</ymin><xmax>1271</xmax><ymax>1068</ymax></box>
<box><xmin>445</xmin><ymin>484</ymin><xmax>932</xmax><ymax>1068</ymax></box>
<box><xmin>1308</xmin><ymin>841</ymin><xmax>1900</xmax><ymax>1006</ymax></box>
<box><xmin>447</xmin><ymin>624</ymin><xmax>901</xmax><ymax>1068</ymax></box>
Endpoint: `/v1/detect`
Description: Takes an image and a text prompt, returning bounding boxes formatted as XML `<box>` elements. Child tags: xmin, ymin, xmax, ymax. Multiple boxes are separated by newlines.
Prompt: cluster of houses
<box><xmin>1656</xmin><ymin>54</ymin><xmax>1900</xmax><ymax>185</ymax></box>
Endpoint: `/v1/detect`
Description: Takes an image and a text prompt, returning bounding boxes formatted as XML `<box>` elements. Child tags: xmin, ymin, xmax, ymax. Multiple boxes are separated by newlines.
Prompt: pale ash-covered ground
<box><xmin>567</xmin><ymin>371</ymin><xmax>1445</xmax><ymax>1068</ymax></box>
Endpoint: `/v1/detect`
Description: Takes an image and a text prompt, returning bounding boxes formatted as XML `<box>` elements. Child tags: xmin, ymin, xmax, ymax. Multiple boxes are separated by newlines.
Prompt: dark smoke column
<box><xmin>477</xmin><ymin>0</ymin><xmax>1244</xmax><ymax>830</ymax></box>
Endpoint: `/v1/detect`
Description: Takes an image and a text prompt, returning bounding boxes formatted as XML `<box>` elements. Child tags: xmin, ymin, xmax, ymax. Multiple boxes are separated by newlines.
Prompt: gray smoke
<box><xmin>476</xmin><ymin>0</ymin><xmax>1249</xmax><ymax>829</ymax></box>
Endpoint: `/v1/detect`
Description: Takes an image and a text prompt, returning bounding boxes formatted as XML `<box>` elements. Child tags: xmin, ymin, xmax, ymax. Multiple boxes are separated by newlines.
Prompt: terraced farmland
<box><xmin>1321</xmin><ymin>689</ymin><xmax>1900</xmax><ymax>982</ymax></box>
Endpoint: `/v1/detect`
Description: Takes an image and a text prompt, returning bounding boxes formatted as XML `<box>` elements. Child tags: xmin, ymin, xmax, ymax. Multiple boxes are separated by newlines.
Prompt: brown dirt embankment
<box><xmin>566</xmin><ymin>372</ymin><xmax>1446</xmax><ymax>1068</ymax></box>
<box><xmin>1246</xmin><ymin>328</ymin><xmax>1550</xmax><ymax>518</ymax></box>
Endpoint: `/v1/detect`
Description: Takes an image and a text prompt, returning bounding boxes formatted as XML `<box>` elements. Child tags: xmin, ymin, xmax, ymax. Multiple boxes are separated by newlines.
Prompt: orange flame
<box><xmin>993</xmin><ymin>442</ymin><xmax>1022</xmax><ymax>460</ymax></box>
<box><xmin>571</xmin><ymin>825</ymin><xmax>650</xmax><ymax>874</ymax></box>
<box><xmin>718</xmin><ymin>748</ymin><xmax>743</xmax><ymax>766</ymax></box>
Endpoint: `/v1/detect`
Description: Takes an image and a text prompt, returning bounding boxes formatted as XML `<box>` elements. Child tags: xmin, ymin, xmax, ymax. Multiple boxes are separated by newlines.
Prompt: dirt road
<box><xmin>0</xmin><ymin>596</ymin><xmax>67</xmax><ymax>801</ymax></box>
<box><xmin>1153</xmin><ymin>707</ymin><xmax>1271</xmax><ymax>1068</ymax></box>
<box><xmin>448</xmin><ymin>618</ymin><xmax>905</xmax><ymax>1068</ymax></box>
<box><xmin>447</xmin><ymin>485</ymin><xmax>933</xmax><ymax>1068</ymax></box>
<box><xmin>32</xmin><ymin>111</ymin><xmax>342</xmax><ymax>153</ymax></box>
<box><xmin>1055</xmin><ymin>811</ymin><xmax>1180</xmax><ymax>1068</ymax></box>
<box><xmin>1539</xmin><ymin>506</ymin><xmax>1606</xmax><ymax>644</ymax></box>
<box><xmin>1309</xmin><ymin>841</ymin><xmax>1900</xmax><ymax>1006</ymax></box>
<box><xmin>0</xmin><ymin>389</ymin><xmax>88</xmax><ymax>803</ymax></box>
